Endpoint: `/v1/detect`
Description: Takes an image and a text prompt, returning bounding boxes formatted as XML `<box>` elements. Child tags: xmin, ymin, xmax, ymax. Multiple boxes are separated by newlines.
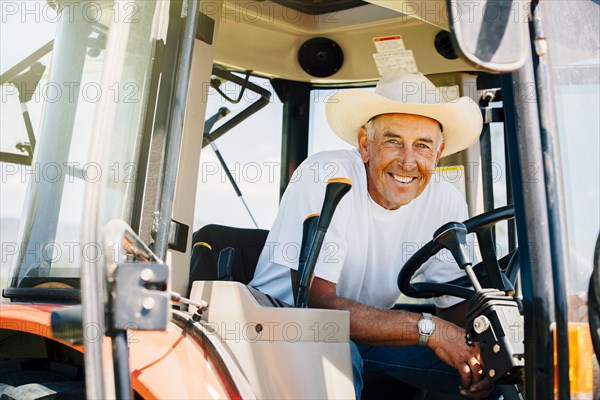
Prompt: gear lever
<box><xmin>295</xmin><ymin>178</ymin><xmax>352</xmax><ymax>308</ymax></box>
<box><xmin>433</xmin><ymin>222</ymin><xmax>482</xmax><ymax>292</ymax></box>
<box><xmin>294</xmin><ymin>214</ymin><xmax>319</xmax><ymax>303</ymax></box>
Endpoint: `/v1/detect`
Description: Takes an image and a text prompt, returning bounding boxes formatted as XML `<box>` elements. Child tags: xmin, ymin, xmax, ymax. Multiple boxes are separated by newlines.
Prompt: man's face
<box><xmin>358</xmin><ymin>113</ymin><xmax>445</xmax><ymax>210</ymax></box>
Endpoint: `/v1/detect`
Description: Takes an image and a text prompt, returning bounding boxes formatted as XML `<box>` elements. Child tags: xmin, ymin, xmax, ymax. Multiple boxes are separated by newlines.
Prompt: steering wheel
<box><xmin>398</xmin><ymin>205</ymin><xmax>517</xmax><ymax>300</ymax></box>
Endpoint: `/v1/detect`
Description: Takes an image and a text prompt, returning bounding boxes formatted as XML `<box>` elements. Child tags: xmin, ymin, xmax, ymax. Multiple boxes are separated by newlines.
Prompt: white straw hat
<box><xmin>326</xmin><ymin>68</ymin><xmax>483</xmax><ymax>157</ymax></box>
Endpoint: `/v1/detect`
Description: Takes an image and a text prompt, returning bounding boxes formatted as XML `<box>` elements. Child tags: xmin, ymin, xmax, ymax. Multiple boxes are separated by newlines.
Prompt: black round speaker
<box><xmin>434</xmin><ymin>30</ymin><xmax>459</xmax><ymax>60</ymax></box>
<box><xmin>298</xmin><ymin>37</ymin><xmax>344</xmax><ymax>78</ymax></box>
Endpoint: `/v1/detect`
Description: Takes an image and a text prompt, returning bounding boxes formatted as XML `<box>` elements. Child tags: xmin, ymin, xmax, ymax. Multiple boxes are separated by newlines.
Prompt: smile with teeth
<box><xmin>391</xmin><ymin>174</ymin><xmax>416</xmax><ymax>184</ymax></box>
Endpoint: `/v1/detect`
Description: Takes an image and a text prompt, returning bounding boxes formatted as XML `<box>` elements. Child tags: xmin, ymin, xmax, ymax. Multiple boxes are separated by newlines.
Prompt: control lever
<box><xmin>433</xmin><ymin>222</ymin><xmax>482</xmax><ymax>292</ymax></box>
<box><xmin>294</xmin><ymin>214</ymin><xmax>319</xmax><ymax>302</ymax></box>
<box><xmin>296</xmin><ymin>178</ymin><xmax>352</xmax><ymax>308</ymax></box>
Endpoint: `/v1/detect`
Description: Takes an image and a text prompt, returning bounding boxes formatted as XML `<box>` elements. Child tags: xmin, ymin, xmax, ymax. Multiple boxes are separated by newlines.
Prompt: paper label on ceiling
<box><xmin>372</xmin><ymin>49</ymin><xmax>418</xmax><ymax>75</ymax></box>
<box><xmin>373</xmin><ymin>35</ymin><xmax>406</xmax><ymax>52</ymax></box>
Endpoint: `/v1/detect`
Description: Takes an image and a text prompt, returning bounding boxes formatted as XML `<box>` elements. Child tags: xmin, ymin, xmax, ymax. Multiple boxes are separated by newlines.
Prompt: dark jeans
<box><xmin>350</xmin><ymin>340</ymin><xmax>463</xmax><ymax>399</ymax></box>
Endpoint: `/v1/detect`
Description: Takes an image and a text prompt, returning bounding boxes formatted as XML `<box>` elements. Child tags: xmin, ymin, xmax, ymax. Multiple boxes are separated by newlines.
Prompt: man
<box><xmin>250</xmin><ymin>69</ymin><xmax>491</xmax><ymax>398</ymax></box>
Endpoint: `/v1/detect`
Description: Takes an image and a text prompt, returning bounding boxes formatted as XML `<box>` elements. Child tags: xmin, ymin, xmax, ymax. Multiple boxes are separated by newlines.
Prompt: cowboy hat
<box><xmin>325</xmin><ymin>68</ymin><xmax>483</xmax><ymax>157</ymax></box>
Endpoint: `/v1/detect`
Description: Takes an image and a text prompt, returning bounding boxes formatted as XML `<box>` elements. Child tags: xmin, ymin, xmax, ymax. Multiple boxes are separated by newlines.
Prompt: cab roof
<box><xmin>212</xmin><ymin>0</ymin><xmax>475</xmax><ymax>83</ymax></box>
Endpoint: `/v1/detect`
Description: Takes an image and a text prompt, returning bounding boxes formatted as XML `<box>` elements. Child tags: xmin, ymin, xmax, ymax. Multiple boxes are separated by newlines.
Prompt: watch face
<box><xmin>419</xmin><ymin>318</ymin><xmax>435</xmax><ymax>334</ymax></box>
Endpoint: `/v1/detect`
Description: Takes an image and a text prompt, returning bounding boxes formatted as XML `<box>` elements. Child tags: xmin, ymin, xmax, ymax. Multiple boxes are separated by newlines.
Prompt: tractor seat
<box><xmin>188</xmin><ymin>224</ymin><xmax>268</xmax><ymax>292</ymax></box>
<box><xmin>188</xmin><ymin>224</ymin><xmax>290</xmax><ymax>307</ymax></box>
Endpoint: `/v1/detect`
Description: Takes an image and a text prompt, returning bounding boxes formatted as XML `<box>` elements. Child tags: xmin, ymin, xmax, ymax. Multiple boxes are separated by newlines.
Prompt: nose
<box><xmin>397</xmin><ymin>147</ymin><xmax>417</xmax><ymax>171</ymax></box>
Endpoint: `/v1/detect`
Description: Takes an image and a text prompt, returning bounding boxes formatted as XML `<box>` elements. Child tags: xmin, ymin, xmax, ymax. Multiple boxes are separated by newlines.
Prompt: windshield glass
<box><xmin>1</xmin><ymin>0</ymin><xmax>163</xmax><ymax>290</ymax></box>
<box><xmin>544</xmin><ymin>0</ymin><xmax>600</xmax><ymax>320</ymax></box>
<box><xmin>1</xmin><ymin>1</ymin><xmax>57</xmax><ymax>291</ymax></box>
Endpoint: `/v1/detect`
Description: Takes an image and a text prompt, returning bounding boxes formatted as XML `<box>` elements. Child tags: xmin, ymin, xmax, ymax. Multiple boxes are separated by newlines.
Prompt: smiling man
<box><xmin>360</xmin><ymin>113</ymin><xmax>445</xmax><ymax>210</ymax></box>
<box><xmin>250</xmin><ymin>69</ymin><xmax>491</xmax><ymax>399</ymax></box>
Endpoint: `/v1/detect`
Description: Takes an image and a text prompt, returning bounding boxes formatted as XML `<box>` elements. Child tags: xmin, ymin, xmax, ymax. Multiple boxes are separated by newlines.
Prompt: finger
<box><xmin>460</xmin><ymin>377</ymin><xmax>494</xmax><ymax>398</ymax></box>
<box><xmin>467</xmin><ymin>358</ymin><xmax>484</xmax><ymax>383</ymax></box>
<box><xmin>458</xmin><ymin>362</ymin><xmax>472</xmax><ymax>388</ymax></box>
<box><xmin>464</xmin><ymin>387</ymin><xmax>494</xmax><ymax>399</ymax></box>
<box><xmin>459</xmin><ymin>375</ymin><xmax>493</xmax><ymax>396</ymax></box>
<box><xmin>468</xmin><ymin>376</ymin><xmax>493</xmax><ymax>392</ymax></box>
<box><xmin>459</xmin><ymin>387</ymin><xmax>493</xmax><ymax>399</ymax></box>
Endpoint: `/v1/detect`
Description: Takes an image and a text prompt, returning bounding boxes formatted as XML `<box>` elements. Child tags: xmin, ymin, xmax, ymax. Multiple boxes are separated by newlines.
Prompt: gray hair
<box><xmin>364</xmin><ymin>115</ymin><xmax>444</xmax><ymax>152</ymax></box>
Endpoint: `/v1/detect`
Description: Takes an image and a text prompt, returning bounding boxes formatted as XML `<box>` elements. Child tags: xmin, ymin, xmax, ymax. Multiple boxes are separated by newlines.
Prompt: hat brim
<box><xmin>326</xmin><ymin>90</ymin><xmax>483</xmax><ymax>157</ymax></box>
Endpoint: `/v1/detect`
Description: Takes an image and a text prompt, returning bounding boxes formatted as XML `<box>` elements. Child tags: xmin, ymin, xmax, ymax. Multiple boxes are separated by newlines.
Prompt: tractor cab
<box><xmin>1</xmin><ymin>1</ymin><xmax>598</xmax><ymax>399</ymax></box>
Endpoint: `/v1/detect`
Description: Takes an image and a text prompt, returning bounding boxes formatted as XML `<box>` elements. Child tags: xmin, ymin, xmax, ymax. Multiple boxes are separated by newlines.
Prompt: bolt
<box><xmin>489</xmin><ymin>369</ymin><xmax>496</xmax><ymax>378</ymax></box>
<box><xmin>140</xmin><ymin>268</ymin><xmax>154</xmax><ymax>282</ymax></box>
<box><xmin>142</xmin><ymin>297</ymin><xmax>155</xmax><ymax>311</ymax></box>
<box><xmin>255</xmin><ymin>324</ymin><xmax>263</xmax><ymax>334</ymax></box>
<box><xmin>493</xmin><ymin>344</ymin><xmax>500</xmax><ymax>353</ymax></box>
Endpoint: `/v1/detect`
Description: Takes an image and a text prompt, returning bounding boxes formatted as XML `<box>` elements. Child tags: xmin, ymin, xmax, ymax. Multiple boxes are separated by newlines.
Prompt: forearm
<box><xmin>300</xmin><ymin>273</ymin><xmax>467</xmax><ymax>350</ymax></box>
<box><xmin>308</xmin><ymin>290</ymin><xmax>423</xmax><ymax>346</ymax></box>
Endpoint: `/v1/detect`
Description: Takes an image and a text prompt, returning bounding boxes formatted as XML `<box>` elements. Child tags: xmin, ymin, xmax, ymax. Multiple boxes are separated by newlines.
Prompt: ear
<box><xmin>435</xmin><ymin>141</ymin><xmax>445</xmax><ymax>164</ymax></box>
<box><xmin>358</xmin><ymin>127</ymin><xmax>369</xmax><ymax>163</ymax></box>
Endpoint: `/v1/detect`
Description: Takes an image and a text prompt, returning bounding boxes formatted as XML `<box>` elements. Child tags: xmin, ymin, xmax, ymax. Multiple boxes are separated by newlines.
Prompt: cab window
<box><xmin>194</xmin><ymin>76</ymin><xmax>283</xmax><ymax>230</ymax></box>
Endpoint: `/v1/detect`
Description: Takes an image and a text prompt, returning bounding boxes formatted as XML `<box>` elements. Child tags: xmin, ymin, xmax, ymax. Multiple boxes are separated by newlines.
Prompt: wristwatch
<box><xmin>417</xmin><ymin>313</ymin><xmax>435</xmax><ymax>346</ymax></box>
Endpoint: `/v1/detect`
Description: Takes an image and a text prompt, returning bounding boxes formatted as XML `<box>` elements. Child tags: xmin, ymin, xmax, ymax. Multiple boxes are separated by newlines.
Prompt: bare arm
<box><xmin>292</xmin><ymin>271</ymin><xmax>493</xmax><ymax>398</ymax></box>
<box><xmin>291</xmin><ymin>270</ymin><xmax>407</xmax><ymax>344</ymax></box>
<box><xmin>306</xmin><ymin>274</ymin><xmax>423</xmax><ymax>346</ymax></box>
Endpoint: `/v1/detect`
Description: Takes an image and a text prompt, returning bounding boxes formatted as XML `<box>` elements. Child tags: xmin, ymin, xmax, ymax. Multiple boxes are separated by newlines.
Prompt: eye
<box><xmin>417</xmin><ymin>143</ymin><xmax>431</xmax><ymax>149</ymax></box>
<box><xmin>386</xmin><ymin>139</ymin><xmax>398</xmax><ymax>144</ymax></box>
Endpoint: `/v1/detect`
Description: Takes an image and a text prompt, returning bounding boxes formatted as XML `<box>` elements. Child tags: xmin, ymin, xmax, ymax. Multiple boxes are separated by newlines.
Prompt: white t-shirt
<box><xmin>250</xmin><ymin>149</ymin><xmax>469</xmax><ymax>309</ymax></box>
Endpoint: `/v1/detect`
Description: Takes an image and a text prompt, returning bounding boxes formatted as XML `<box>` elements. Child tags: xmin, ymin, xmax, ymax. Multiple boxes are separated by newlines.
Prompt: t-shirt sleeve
<box><xmin>267</xmin><ymin>156</ymin><xmax>352</xmax><ymax>284</ymax></box>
